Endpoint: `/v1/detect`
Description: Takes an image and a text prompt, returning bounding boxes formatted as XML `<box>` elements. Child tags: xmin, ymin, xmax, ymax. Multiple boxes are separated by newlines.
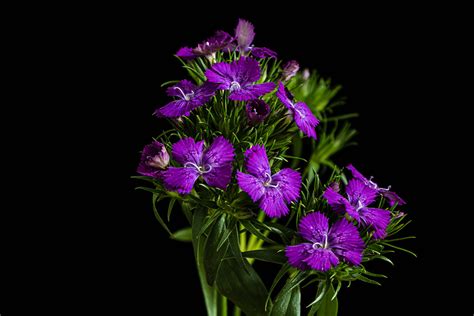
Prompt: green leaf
<box><xmin>167</xmin><ymin>198</ymin><xmax>176</xmax><ymax>221</ymax></box>
<box><xmin>266</xmin><ymin>264</ymin><xmax>291</xmax><ymax>310</ymax></box>
<box><xmin>151</xmin><ymin>194</ymin><xmax>172</xmax><ymax>236</ymax></box>
<box><xmin>271</xmin><ymin>284</ymin><xmax>301</xmax><ymax>316</ymax></box>
<box><xmin>204</xmin><ymin>215</ymin><xmax>229</xmax><ymax>285</ymax></box>
<box><xmin>241</xmin><ymin>220</ymin><xmax>277</xmax><ymax>245</ymax></box>
<box><xmin>354</xmin><ymin>274</ymin><xmax>382</xmax><ymax>285</ymax></box>
<box><xmin>171</xmin><ymin>227</ymin><xmax>192</xmax><ymax>242</ymax></box>
<box><xmin>216</xmin><ymin>257</ymin><xmax>269</xmax><ymax>316</ymax></box>
<box><xmin>192</xmin><ymin>209</ymin><xmax>218</xmax><ymax>316</ymax></box>
<box><xmin>317</xmin><ymin>283</ymin><xmax>338</xmax><ymax>316</ymax></box>
<box><xmin>242</xmin><ymin>249</ymin><xmax>287</xmax><ymax>265</ymax></box>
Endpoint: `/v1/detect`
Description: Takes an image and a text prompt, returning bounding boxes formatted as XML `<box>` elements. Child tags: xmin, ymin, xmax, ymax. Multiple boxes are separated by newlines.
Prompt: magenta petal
<box><xmin>165</xmin><ymin>80</ymin><xmax>197</xmax><ymax>97</ymax></box>
<box><xmin>172</xmin><ymin>138</ymin><xmax>204</xmax><ymax>166</ymax></box>
<box><xmin>329</xmin><ymin>218</ymin><xmax>365</xmax><ymax>265</ymax></box>
<box><xmin>202</xmin><ymin>136</ymin><xmax>235</xmax><ymax>189</ymax></box>
<box><xmin>346</xmin><ymin>178</ymin><xmax>378</xmax><ymax>207</ymax></box>
<box><xmin>235</xmin><ymin>58</ymin><xmax>261</xmax><ymax>83</ymax></box>
<box><xmin>154</xmin><ymin>100</ymin><xmax>192</xmax><ymax>118</ymax></box>
<box><xmin>205</xmin><ymin>61</ymin><xmax>234</xmax><ymax>89</ymax></box>
<box><xmin>259</xmin><ymin>188</ymin><xmax>289</xmax><ymax>218</ymax></box>
<box><xmin>229</xmin><ymin>82</ymin><xmax>275</xmax><ymax>101</ymax></box>
<box><xmin>285</xmin><ymin>243</ymin><xmax>312</xmax><ymax>270</ymax></box>
<box><xmin>346</xmin><ymin>164</ymin><xmax>368</xmax><ymax>183</ymax></box>
<box><xmin>323</xmin><ymin>186</ymin><xmax>359</xmax><ymax>221</ymax></box>
<box><xmin>161</xmin><ymin>167</ymin><xmax>199</xmax><ymax>194</ymax></box>
<box><xmin>276</xmin><ymin>81</ymin><xmax>294</xmax><ymax>109</ymax></box>
<box><xmin>236</xmin><ymin>171</ymin><xmax>265</xmax><ymax>202</ymax></box>
<box><xmin>251</xmin><ymin>47</ymin><xmax>277</xmax><ymax>59</ymax></box>
<box><xmin>382</xmin><ymin>191</ymin><xmax>406</xmax><ymax>206</ymax></box>
<box><xmin>272</xmin><ymin>168</ymin><xmax>301</xmax><ymax>204</ymax></box>
<box><xmin>298</xmin><ymin>212</ymin><xmax>329</xmax><ymax>244</ymax></box>
<box><xmin>293</xmin><ymin>101</ymin><xmax>319</xmax><ymax>139</ymax></box>
<box><xmin>360</xmin><ymin>207</ymin><xmax>391</xmax><ymax>240</ymax></box>
<box><xmin>243</xmin><ymin>145</ymin><xmax>271</xmax><ymax>179</ymax></box>
<box><xmin>176</xmin><ymin>47</ymin><xmax>196</xmax><ymax>60</ymax></box>
<box><xmin>303</xmin><ymin>248</ymin><xmax>339</xmax><ymax>272</ymax></box>
<box><xmin>235</xmin><ymin>19</ymin><xmax>255</xmax><ymax>51</ymax></box>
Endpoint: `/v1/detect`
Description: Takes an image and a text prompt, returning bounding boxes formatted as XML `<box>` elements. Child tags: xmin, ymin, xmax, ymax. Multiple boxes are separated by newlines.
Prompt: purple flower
<box><xmin>246</xmin><ymin>99</ymin><xmax>270</xmax><ymax>124</ymax></box>
<box><xmin>154</xmin><ymin>80</ymin><xmax>217</xmax><ymax>118</ymax></box>
<box><xmin>205</xmin><ymin>57</ymin><xmax>275</xmax><ymax>101</ymax></box>
<box><xmin>276</xmin><ymin>81</ymin><xmax>319</xmax><ymax>139</ymax></box>
<box><xmin>324</xmin><ymin>179</ymin><xmax>391</xmax><ymax>239</ymax></box>
<box><xmin>282</xmin><ymin>60</ymin><xmax>300</xmax><ymax>82</ymax></box>
<box><xmin>137</xmin><ymin>141</ymin><xmax>170</xmax><ymax>178</ymax></box>
<box><xmin>234</xmin><ymin>19</ymin><xmax>277</xmax><ymax>59</ymax></box>
<box><xmin>237</xmin><ymin>145</ymin><xmax>301</xmax><ymax>218</ymax></box>
<box><xmin>285</xmin><ymin>212</ymin><xmax>365</xmax><ymax>272</ymax></box>
<box><xmin>347</xmin><ymin>164</ymin><xmax>406</xmax><ymax>206</ymax></box>
<box><xmin>176</xmin><ymin>31</ymin><xmax>233</xmax><ymax>60</ymax></box>
<box><xmin>161</xmin><ymin>136</ymin><xmax>235</xmax><ymax>194</ymax></box>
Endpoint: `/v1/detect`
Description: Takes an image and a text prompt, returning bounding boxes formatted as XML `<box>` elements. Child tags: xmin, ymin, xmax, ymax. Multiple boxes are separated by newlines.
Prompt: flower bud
<box><xmin>246</xmin><ymin>99</ymin><xmax>270</xmax><ymax>124</ymax></box>
<box><xmin>282</xmin><ymin>60</ymin><xmax>300</xmax><ymax>81</ymax></box>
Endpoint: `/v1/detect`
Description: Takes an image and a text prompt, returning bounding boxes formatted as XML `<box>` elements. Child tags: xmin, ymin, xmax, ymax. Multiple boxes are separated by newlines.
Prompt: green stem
<box><xmin>194</xmin><ymin>243</ymin><xmax>218</xmax><ymax>316</ymax></box>
<box><xmin>220</xmin><ymin>295</ymin><xmax>228</xmax><ymax>316</ymax></box>
<box><xmin>233</xmin><ymin>306</ymin><xmax>241</xmax><ymax>316</ymax></box>
<box><xmin>247</xmin><ymin>211</ymin><xmax>265</xmax><ymax>251</ymax></box>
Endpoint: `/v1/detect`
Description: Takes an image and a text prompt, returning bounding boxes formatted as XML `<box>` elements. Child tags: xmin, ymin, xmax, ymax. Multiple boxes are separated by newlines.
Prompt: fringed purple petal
<box><xmin>176</xmin><ymin>47</ymin><xmax>196</xmax><ymax>60</ymax></box>
<box><xmin>272</xmin><ymin>168</ymin><xmax>301</xmax><ymax>204</ymax></box>
<box><xmin>329</xmin><ymin>218</ymin><xmax>365</xmax><ymax>265</ymax></box>
<box><xmin>235</xmin><ymin>19</ymin><xmax>255</xmax><ymax>51</ymax></box>
<box><xmin>323</xmin><ymin>186</ymin><xmax>359</xmax><ymax>221</ymax></box>
<box><xmin>229</xmin><ymin>82</ymin><xmax>275</xmax><ymax>101</ymax></box>
<box><xmin>298</xmin><ymin>212</ymin><xmax>329</xmax><ymax>244</ymax></box>
<box><xmin>251</xmin><ymin>47</ymin><xmax>277</xmax><ymax>59</ymax></box>
<box><xmin>172</xmin><ymin>137</ymin><xmax>204</xmax><ymax>165</ymax></box>
<box><xmin>382</xmin><ymin>191</ymin><xmax>406</xmax><ymax>206</ymax></box>
<box><xmin>161</xmin><ymin>167</ymin><xmax>199</xmax><ymax>194</ymax></box>
<box><xmin>359</xmin><ymin>207</ymin><xmax>391</xmax><ymax>240</ymax></box>
<box><xmin>303</xmin><ymin>248</ymin><xmax>339</xmax><ymax>272</ymax></box>
<box><xmin>346</xmin><ymin>178</ymin><xmax>378</xmax><ymax>208</ymax></box>
<box><xmin>259</xmin><ymin>188</ymin><xmax>289</xmax><ymax>218</ymax></box>
<box><xmin>285</xmin><ymin>243</ymin><xmax>312</xmax><ymax>270</ymax></box>
<box><xmin>236</xmin><ymin>171</ymin><xmax>265</xmax><ymax>202</ymax></box>
<box><xmin>243</xmin><ymin>145</ymin><xmax>270</xmax><ymax>179</ymax></box>
<box><xmin>293</xmin><ymin>101</ymin><xmax>319</xmax><ymax>139</ymax></box>
<box><xmin>202</xmin><ymin>136</ymin><xmax>235</xmax><ymax>189</ymax></box>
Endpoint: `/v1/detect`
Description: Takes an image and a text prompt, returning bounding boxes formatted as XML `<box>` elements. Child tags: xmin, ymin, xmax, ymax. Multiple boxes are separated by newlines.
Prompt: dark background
<box><xmin>4</xmin><ymin>5</ymin><xmax>470</xmax><ymax>316</ymax></box>
<box><xmin>110</xmin><ymin>10</ymin><xmax>436</xmax><ymax>315</ymax></box>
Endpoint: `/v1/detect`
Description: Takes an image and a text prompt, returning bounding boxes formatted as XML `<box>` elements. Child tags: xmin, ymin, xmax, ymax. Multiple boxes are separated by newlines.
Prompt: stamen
<box><xmin>262</xmin><ymin>172</ymin><xmax>279</xmax><ymax>188</ymax></box>
<box><xmin>173</xmin><ymin>87</ymin><xmax>194</xmax><ymax>101</ymax></box>
<box><xmin>184</xmin><ymin>162</ymin><xmax>212</xmax><ymax>174</ymax></box>
<box><xmin>312</xmin><ymin>242</ymin><xmax>323</xmax><ymax>249</ymax></box>
<box><xmin>230</xmin><ymin>81</ymin><xmax>241</xmax><ymax>91</ymax></box>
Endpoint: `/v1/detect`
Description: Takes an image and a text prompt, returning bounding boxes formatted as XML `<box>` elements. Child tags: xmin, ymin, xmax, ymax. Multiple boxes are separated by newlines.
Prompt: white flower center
<box><xmin>174</xmin><ymin>87</ymin><xmax>195</xmax><ymax>101</ymax></box>
<box><xmin>230</xmin><ymin>81</ymin><xmax>241</xmax><ymax>91</ymax></box>
<box><xmin>263</xmin><ymin>172</ymin><xmax>279</xmax><ymax>188</ymax></box>
<box><xmin>184</xmin><ymin>162</ymin><xmax>212</xmax><ymax>174</ymax></box>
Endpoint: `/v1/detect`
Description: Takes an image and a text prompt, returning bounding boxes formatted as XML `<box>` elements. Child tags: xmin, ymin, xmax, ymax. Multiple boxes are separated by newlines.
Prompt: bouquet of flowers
<box><xmin>134</xmin><ymin>19</ymin><xmax>414</xmax><ymax>316</ymax></box>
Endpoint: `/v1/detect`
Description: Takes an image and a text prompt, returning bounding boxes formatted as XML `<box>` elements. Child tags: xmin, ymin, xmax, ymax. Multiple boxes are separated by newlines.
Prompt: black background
<box><xmin>4</xmin><ymin>5</ymin><xmax>470</xmax><ymax>316</ymax></box>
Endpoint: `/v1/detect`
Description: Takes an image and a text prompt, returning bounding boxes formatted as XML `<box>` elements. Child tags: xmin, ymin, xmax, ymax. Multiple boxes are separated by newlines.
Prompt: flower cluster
<box><xmin>135</xmin><ymin>18</ymin><xmax>412</xmax><ymax>315</ymax></box>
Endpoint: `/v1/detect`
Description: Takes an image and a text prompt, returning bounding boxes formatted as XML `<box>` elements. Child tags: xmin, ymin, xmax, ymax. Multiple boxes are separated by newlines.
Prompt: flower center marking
<box><xmin>263</xmin><ymin>172</ymin><xmax>279</xmax><ymax>188</ymax></box>
<box><xmin>174</xmin><ymin>87</ymin><xmax>195</xmax><ymax>101</ymax></box>
<box><xmin>184</xmin><ymin>162</ymin><xmax>212</xmax><ymax>174</ymax></box>
<box><xmin>312</xmin><ymin>234</ymin><xmax>328</xmax><ymax>249</ymax></box>
<box><xmin>230</xmin><ymin>81</ymin><xmax>241</xmax><ymax>91</ymax></box>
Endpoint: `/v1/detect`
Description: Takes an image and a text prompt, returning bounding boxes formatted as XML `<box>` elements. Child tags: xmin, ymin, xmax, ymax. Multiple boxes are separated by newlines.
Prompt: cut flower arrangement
<box><xmin>134</xmin><ymin>19</ymin><xmax>414</xmax><ymax>316</ymax></box>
